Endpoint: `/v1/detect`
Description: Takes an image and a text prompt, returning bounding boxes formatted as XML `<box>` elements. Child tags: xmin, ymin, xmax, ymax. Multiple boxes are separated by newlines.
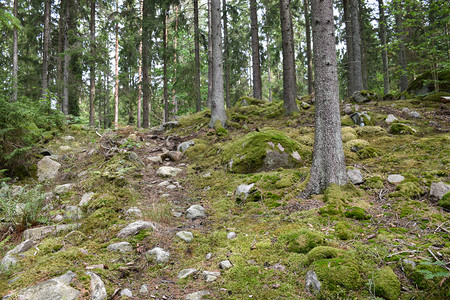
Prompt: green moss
<box><xmin>334</xmin><ymin>221</ymin><xmax>355</xmax><ymax>240</ymax></box>
<box><xmin>404</xmin><ymin>261</ymin><xmax>450</xmax><ymax>296</ymax></box>
<box><xmin>389</xmin><ymin>123</ymin><xmax>417</xmax><ymax>135</ymax></box>
<box><xmin>438</xmin><ymin>192</ymin><xmax>450</xmax><ymax>209</ymax></box>
<box><xmin>357</xmin><ymin>147</ymin><xmax>380</xmax><ymax>159</ymax></box>
<box><xmin>323</xmin><ymin>184</ymin><xmax>344</xmax><ymax>212</ymax></box>
<box><xmin>86</xmin><ymin>193</ymin><xmax>117</xmax><ymax>211</ymax></box>
<box><xmin>345</xmin><ymin>207</ymin><xmax>371</xmax><ymax>220</ymax></box>
<box><xmin>364</xmin><ymin>176</ymin><xmax>384</xmax><ymax>189</ymax></box>
<box><xmin>213</xmin><ymin>119</ymin><xmax>228</xmax><ymax>136</ymax></box>
<box><xmin>236</xmin><ymin>96</ymin><xmax>266</xmax><ymax>107</ymax></box>
<box><xmin>389</xmin><ymin>182</ymin><xmax>423</xmax><ymax>199</ymax></box>
<box><xmin>341</xmin><ymin>115</ymin><xmax>355</xmax><ymax>126</ymax></box>
<box><xmin>345</xmin><ymin>139</ymin><xmax>369</xmax><ymax>150</ymax></box>
<box><xmin>281</xmin><ymin>229</ymin><xmax>327</xmax><ymax>254</ymax></box>
<box><xmin>423</xmin><ymin>91</ymin><xmax>450</xmax><ymax>101</ymax></box>
<box><xmin>342</xmin><ymin>132</ymin><xmax>357</xmax><ymax>143</ymax></box>
<box><xmin>81</xmin><ymin>207</ymin><xmax>120</xmax><ymax>234</ymax></box>
<box><xmin>355</xmin><ymin>126</ymin><xmax>387</xmax><ymax>136</ymax></box>
<box><xmin>313</xmin><ymin>258</ymin><xmax>363</xmax><ymax>291</ymax></box>
<box><xmin>372</xmin><ymin>267</ymin><xmax>401</xmax><ymax>300</ymax></box>
<box><xmin>307</xmin><ymin>246</ymin><xmax>345</xmax><ymax>264</ymax></box>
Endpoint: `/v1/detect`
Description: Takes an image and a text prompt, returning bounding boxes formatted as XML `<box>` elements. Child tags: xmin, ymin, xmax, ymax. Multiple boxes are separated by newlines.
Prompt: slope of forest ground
<box><xmin>0</xmin><ymin>94</ymin><xmax>449</xmax><ymax>299</ymax></box>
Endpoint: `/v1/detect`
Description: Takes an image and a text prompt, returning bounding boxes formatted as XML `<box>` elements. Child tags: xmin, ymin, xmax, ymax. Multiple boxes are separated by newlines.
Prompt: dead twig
<box><xmin>387</xmin><ymin>250</ymin><xmax>417</xmax><ymax>258</ymax></box>
<box><xmin>434</xmin><ymin>221</ymin><xmax>450</xmax><ymax>233</ymax></box>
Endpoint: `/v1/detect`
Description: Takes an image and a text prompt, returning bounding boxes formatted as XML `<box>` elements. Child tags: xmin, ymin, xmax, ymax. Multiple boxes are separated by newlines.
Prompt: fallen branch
<box><xmin>434</xmin><ymin>221</ymin><xmax>450</xmax><ymax>233</ymax></box>
<box><xmin>387</xmin><ymin>250</ymin><xmax>417</xmax><ymax>258</ymax></box>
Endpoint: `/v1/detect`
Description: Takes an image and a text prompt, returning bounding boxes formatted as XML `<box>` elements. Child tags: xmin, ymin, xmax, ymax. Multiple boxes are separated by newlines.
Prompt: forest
<box><xmin>0</xmin><ymin>0</ymin><xmax>449</xmax><ymax>299</ymax></box>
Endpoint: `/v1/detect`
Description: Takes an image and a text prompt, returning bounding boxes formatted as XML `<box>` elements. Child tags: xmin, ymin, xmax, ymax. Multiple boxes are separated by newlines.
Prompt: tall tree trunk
<box><xmin>267</xmin><ymin>31</ymin><xmax>272</xmax><ymax>103</ymax></box>
<box><xmin>56</xmin><ymin>0</ymin><xmax>65</xmax><ymax>107</ymax></box>
<box><xmin>250</xmin><ymin>0</ymin><xmax>262</xmax><ymax>99</ymax></box>
<box><xmin>41</xmin><ymin>0</ymin><xmax>50</xmax><ymax>101</ymax></box>
<box><xmin>11</xmin><ymin>0</ymin><xmax>18</xmax><ymax>102</ymax></box>
<box><xmin>304</xmin><ymin>0</ymin><xmax>313</xmax><ymax>95</ymax></box>
<box><xmin>114</xmin><ymin>4</ymin><xmax>119</xmax><ymax>130</ymax></box>
<box><xmin>223</xmin><ymin>0</ymin><xmax>230</xmax><ymax>108</ymax></box>
<box><xmin>89</xmin><ymin>0</ymin><xmax>96</xmax><ymax>127</ymax></box>
<box><xmin>280</xmin><ymin>0</ymin><xmax>299</xmax><ymax>115</ymax></box>
<box><xmin>105</xmin><ymin>71</ymin><xmax>109</xmax><ymax>128</ymax></box>
<box><xmin>350</xmin><ymin>0</ymin><xmax>363</xmax><ymax>92</ymax></box>
<box><xmin>207</xmin><ymin>0</ymin><xmax>212</xmax><ymax>108</ymax></box>
<box><xmin>378</xmin><ymin>0</ymin><xmax>389</xmax><ymax>95</ymax></box>
<box><xmin>359</xmin><ymin>1</ymin><xmax>368</xmax><ymax>90</ymax></box>
<box><xmin>172</xmin><ymin>5</ymin><xmax>179</xmax><ymax>116</ymax></box>
<box><xmin>137</xmin><ymin>0</ymin><xmax>143</xmax><ymax>127</ymax></box>
<box><xmin>163</xmin><ymin>10</ymin><xmax>169</xmax><ymax>122</ymax></box>
<box><xmin>209</xmin><ymin>0</ymin><xmax>226</xmax><ymax>128</ymax></box>
<box><xmin>142</xmin><ymin>0</ymin><xmax>151</xmax><ymax>128</ymax></box>
<box><xmin>343</xmin><ymin>0</ymin><xmax>354</xmax><ymax>96</ymax></box>
<box><xmin>306</xmin><ymin>0</ymin><xmax>347</xmax><ymax>195</ymax></box>
<box><xmin>62</xmin><ymin>0</ymin><xmax>70</xmax><ymax>115</ymax></box>
<box><xmin>394</xmin><ymin>0</ymin><xmax>408</xmax><ymax>92</ymax></box>
<box><xmin>194</xmin><ymin>0</ymin><xmax>202</xmax><ymax>112</ymax></box>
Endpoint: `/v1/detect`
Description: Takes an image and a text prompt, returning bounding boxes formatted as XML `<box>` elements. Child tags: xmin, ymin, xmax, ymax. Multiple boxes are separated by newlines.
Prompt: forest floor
<box><xmin>0</xmin><ymin>95</ymin><xmax>449</xmax><ymax>299</ymax></box>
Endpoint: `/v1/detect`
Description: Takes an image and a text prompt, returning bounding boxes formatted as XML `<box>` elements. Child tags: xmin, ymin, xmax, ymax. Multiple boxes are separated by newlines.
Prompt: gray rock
<box><xmin>107</xmin><ymin>242</ymin><xmax>133</xmax><ymax>253</ymax></box>
<box><xmin>347</xmin><ymin>169</ymin><xmax>364</xmax><ymax>185</ymax></box>
<box><xmin>202</xmin><ymin>271</ymin><xmax>220</xmax><ymax>282</ymax></box>
<box><xmin>10</xmin><ymin>239</ymin><xmax>34</xmax><ymax>254</ymax></box>
<box><xmin>148</xmin><ymin>156</ymin><xmax>163</xmax><ymax>164</ymax></box>
<box><xmin>127</xmin><ymin>151</ymin><xmax>145</xmax><ymax>168</ymax></box>
<box><xmin>185</xmin><ymin>291</ymin><xmax>210</xmax><ymax>300</ymax></box>
<box><xmin>139</xmin><ymin>284</ymin><xmax>148</xmax><ymax>294</ymax></box>
<box><xmin>409</xmin><ymin>110</ymin><xmax>421</xmax><ymax>118</ymax></box>
<box><xmin>385</xmin><ymin>114</ymin><xmax>398</xmax><ymax>124</ymax></box>
<box><xmin>167</xmin><ymin>184</ymin><xmax>177</xmax><ymax>190</ymax></box>
<box><xmin>343</xmin><ymin>104</ymin><xmax>353</xmax><ymax>115</ymax></box>
<box><xmin>158</xmin><ymin>181</ymin><xmax>171</xmax><ymax>187</ymax></box>
<box><xmin>430</xmin><ymin>182</ymin><xmax>450</xmax><ymax>201</ymax></box>
<box><xmin>235</xmin><ymin>184</ymin><xmax>255</xmax><ymax>202</ymax></box>
<box><xmin>305</xmin><ymin>270</ymin><xmax>321</xmax><ymax>294</ymax></box>
<box><xmin>172</xmin><ymin>211</ymin><xmax>183</xmax><ymax>218</ymax></box>
<box><xmin>163</xmin><ymin>121</ymin><xmax>180</xmax><ymax>130</ymax></box>
<box><xmin>146</xmin><ymin>247</ymin><xmax>170</xmax><ymax>263</ymax></box>
<box><xmin>186</xmin><ymin>205</ymin><xmax>206</xmax><ymax>219</ymax></box>
<box><xmin>403</xmin><ymin>259</ymin><xmax>416</xmax><ymax>269</ymax></box>
<box><xmin>387</xmin><ymin>174</ymin><xmax>405</xmax><ymax>184</ymax></box>
<box><xmin>87</xmin><ymin>271</ymin><xmax>107</xmax><ymax>300</ymax></box>
<box><xmin>125</xmin><ymin>207</ymin><xmax>143</xmax><ymax>218</ymax></box>
<box><xmin>59</xmin><ymin>146</ymin><xmax>71</xmax><ymax>152</ymax></box>
<box><xmin>117</xmin><ymin>220</ymin><xmax>156</xmax><ymax>238</ymax></box>
<box><xmin>52</xmin><ymin>214</ymin><xmax>64</xmax><ymax>222</ymax></box>
<box><xmin>5</xmin><ymin>271</ymin><xmax>79</xmax><ymax>300</ymax></box>
<box><xmin>177</xmin><ymin>140</ymin><xmax>195</xmax><ymax>153</ymax></box>
<box><xmin>219</xmin><ymin>260</ymin><xmax>233</xmax><ymax>269</ymax></box>
<box><xmin>0</xmin><ymin>254</ymin><xmax>17</xmax><ymax>272</ymax></box>
<box><xmin>270</xmin><ymin>263</ymin><xmax>286</xmax><ymax>272</ymax></box>
<box><xmin>401</xmin><ymin>107</ymin><xmax>411</xmax><ymax>114</ymax></box>
<box><xmin>62</xmin><ymin>135</ymin><xmax>75</xmax><ymax>142</ymax></box>
<box><xmin>79</xmin><ymin>192</ymin><xmax>95</xmax><ymax>207</ymax></box>
<box><xmin>120</xmin><ymin>288</ymin><xmax>133</xmax><ymax>298</ymax></box>
<box><xmin>54</xmin><ymin>183</ymin><xmax>73</xmax><ymax>195</ymax></box>
<box><xmin>178</xmin><ymin>268</ymin><xmax>197</xmax><ymax>279</ymax></box>
<box><xmin>205</xmin><ymin>253</ymin><xmax>212</xmax><ymax>260</ymax></box>
<box><xmin>227</xmin><ymin>232</ymin><xmax>237</xmax><ymax>240</ymax></box>
<box><xmin>37</xmin><ymin>156</ymin><xmax>62</xmax><ymax>182</ymax></box>
<box><xmin>176</xmin><ymin>231</ymin><xmax>194</xmax><ymax>243</ymax></box>
<box><xmin>156</xmin><ymin>166</ymin><xmax>183</xmax><ymax>178</ymax></box>
<box><xmin>161</xmin><ymin>151</ymin><xmax>184</xmax><ymax>162</ymax></box>
<box><xmin>64</xmin><ymin>205</ymin><xmax>81</xmax><ymax>220</ymax></box>
<box><xmin>22</xmin><ymin>224</ymin><xmax>78</xmax><ymax>241</ymax></box>
<box><xmin>300</xmin><ymin>102</ymin><xmax>310</xmax><ymax>109</ymax></box>
<box><xmin>351</xmin><ymin>90</ymin><xmax>374</xmax><ymax>103</ymax></box>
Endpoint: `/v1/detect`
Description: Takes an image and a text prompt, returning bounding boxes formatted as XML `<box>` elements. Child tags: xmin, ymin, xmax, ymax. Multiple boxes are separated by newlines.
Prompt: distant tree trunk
<box><xmin>41</xmin><ymin>0</ymin><xmax>50</xmax><ymax>100</ymax></box>
<box><xmin>280</xmin><ymin>0</ymin><xmax>299</xmax><ymax>115</ymax></box>
<box><xmin>350</xmin><ymin>0</ymin><xmax>363</xmax><ymax>92</ymax></box>
<box><xmin>209</xmin><ymin>0</ymin><xmax>226</xmax><ymax>128</ymax></box>
<box><xmin>142</xmin><ymin>0</ymin><xmax>150</xmax><ymax>128</ymax></box>
<box><xmin>194</xmin><ymin>0</ymin><xmax>202</xmax><ymax>112</ymax></box>
<box><xmin>114</xmin><ymin>5</ymin><xmax>119</xmax><ymax>130</ymax></box>
<box><xmin>207</xmin><ymin>0</ymin><xmax>212</xmax><ymax>109</ymax></box>
<box><xmin>306</xmin><ymin>0</ymin><xmax>347</xmax><ymax>195</ymax></box>
<box><xmin>11</xmin><ymin>0</ymin><xmax>18</xmax><ymax>102</ymax></box>
<box><xmin>343</xmin><ymin>0</ymin><xmax>354</xmax><ymax>96</ymax></box>
<box><xmin>267</xmin><ymin>31</ymin><xmax>272</xmax><ymax>103</ymax></box>
<box><xmin>89</xmin><ymin>0</ymin><xmax>96</xmax><ymax>127</ymax></box>
<box><xmin>62</xmin><ymin>0</ymin><xmax>70</xmax><ymax>115</ymax></box>
<box><xmin>359</xmin><ymin>1</ymin><xmax>368</xmax><ymax>90</ymax></box>
<box><xmin>137</xmin><ymin>0</ymin><xmax>143</xmax><ymax>127</ymax></box>
<box><xmin>378</xmin><ymin>0</ymin><xmax>389</xmax><ymax>95</ymax></box>
<box><xmin>394</xmin><ymin>0</ymin><xmax>408</xmax><ymax>92</ymax></box>
<box><xmin>163</xmin><ymin>10</ymin><xmax>169</xmax><ymax>122</ymax></box>
<box><xmin>172</xmin><ymin>5</ymin><xmax>179</xmax><ymax>116</ymax></box>
<box><xmin>105</xmin><ymin>72</ymin><xmax>109</xmax><ymax>128</ymax></box>
<box><xmin>56</xmin><ymin>0</ymin><xmax>65</xmax><ymax>107</ymax></box>
<box><xmin>304</xmin><ymin>0</ymin><xmax>313</xmax><ymax>95</ymax></box>
<box><xmin>250</xmin><ymin>0</ymin><xmax>262</xmax><ymax>99</ymax></box>
<box><xmin>223</xmin><ymin>0</ymin><xmax>230</xmax><ymax>108</ymax></box>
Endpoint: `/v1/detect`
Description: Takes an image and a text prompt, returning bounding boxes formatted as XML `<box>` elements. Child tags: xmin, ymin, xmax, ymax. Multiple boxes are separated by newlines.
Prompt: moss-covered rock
<box><xmin>364</xmin><ymin>176</ymin><xmax>385</xmax><ymax>189</ymax></box>
<box><xmin>423</xmin><ymin>91</ymin><xmax>450</xmax><ymax>102</ymax></box>
<box><xmin>222</xmin><ymin>130</ymin><xmax>310</xmax><ymax>174</ymax></box>
<box><xmin>345</xmin><ymin>207</ymin><xmax>371</xmax><ymax>220</ymax></box>
<box><xmin>313</xmin><ymin>258</ymin><xmax>363</xmax><ymax>291</ymax></box>
<box><xmin>283</xmin><ymin>229</ymin><xmax>327</xmax><ymax>254</ymax></box>
<box><xmin>341</xmin><ymin>115</ymin><xmax>355</xmax><ymax>126</ymax></box>
<box><xmin>389</xmin><ymin>123</ymin><xmax>417</xmax><ymax>135</ymax></box>
<box><xmin>307</xmin><ymin>246</ymin><xmax>346</xmax><ymax>264</ymax></box>
<box><xmin>334</xmin><ymin>221</ymin><xmax>355</xmax><ymax>240</ymax></box>
<box><xmin>438</xmin><ymin>192</ymin><xmax>450</xmax><ymax>209</ymax></box>
<box><xmin>407</xmin><ymin>69</ymin><xmax>450</xmax><ymax>95</ymax></box>
<box><xmin>357</xmin><ymin>146</ymin><xmax>380</xmax><ymax>159</ymax></box>
<box><xmin>345</xmin><ymin>139</ymin><xmax>370</xmax><ymax>151</ymax></box>
<box><xmin>389</xmin><ymin>182</ymin><xmax>423</xmax><ymax>199</ymax></box>
<box><xmin>372</xmin><ymin>267</ymin><xmax>401</xmax><ymax>300</ymax></box>
<box><xmin>355</xmin><ymin>126</ymin><xmax>387</xmax><ymax>136</ymax></box>
<box><xmin>235</xmin><ymin>96</ymin><xmax>266</xmax><ymax>107</ymax></box>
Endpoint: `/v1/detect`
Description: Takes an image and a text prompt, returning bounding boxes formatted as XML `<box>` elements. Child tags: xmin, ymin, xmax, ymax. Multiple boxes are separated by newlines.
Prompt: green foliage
<box><xmin>417</xmin><ymin>260</ymin><xmax>450</xmax><ymax>280</ymax></box>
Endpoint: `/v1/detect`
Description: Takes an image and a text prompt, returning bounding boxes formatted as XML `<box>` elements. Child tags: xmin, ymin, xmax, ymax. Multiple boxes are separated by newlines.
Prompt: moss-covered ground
<box><xmin>0</xmin><ymin>96</ymin><xmax>449</xmax><ymax>299</ymax></box>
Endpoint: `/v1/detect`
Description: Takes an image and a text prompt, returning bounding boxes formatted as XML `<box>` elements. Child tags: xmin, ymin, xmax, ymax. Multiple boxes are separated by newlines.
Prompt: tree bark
<box><xmin>137</xmin><ymin>0</ymin><xmax>143</xmax><ymax>127</ymax></box>
<box><xmin>41</xmin><ymin>0</ymin><xmax>50</xmax><ymax>101</ymax></box>
<box><xmin>267</xmin><ymin>30</ymin><xmax>272</xmax><ymax>103</ymax></box>
<box><xmin>223</xmin><ymin>0</ymin><xmax>230</xmax><ymax>108</ymax></box>
<box><xmin>114</xmin><ymin>4</ymin><xmax>119</xmax><ymax>130</ymax></box>
<box><xmin>350</xmin><ymin>0</ymin><xmax>363</xmax><ymax>92</ymax></box>
<box><xmin>250</xmin><ymin>0</ymin><xmax>262</xmax><ymax>99</ymax></box>
<box><xmin>163</xmin><ymin>10</ymin><xmax>169</xmax><ymax>123</ymax></box>
<box><xmin>62</xmin><ymin>0</ymin><xmax>70</xmax><ymax>115</ymax></box>
<box><xmin>304</xmin><ymin>0</ymin><xmax>313</xmax><ymax>95</ymax></box>
<box><xmin>378</xmin><ymin>0</ymin><xmax>389</xmax><ymax>95</ymax></box>
<box><xmin>280</xmin><ymin>0</ymin><xmax>299</xmax><ymax>115</ymax></box>
<box><xmin>306</xmin><ymin>0</ymin><xmax>347</xmax><ymax>195</ymax></box>
<box><xmin>207</xmin><ymin>0</ymin><xmax>212</xmax><ymax>109</ymax></box>
<box><xmin>343</xmin><ymin>0</ymin><xmax>354</xmax><ymax>96</ymax></box>
<box><xmin>209</xmin><ymin>0</ymin><xmax>226</xmax><ymax>128</ymax></box>
<box><xmin>172</xmin><ymin>5</ymin><xmax>179</xmax><ymax>116</ymax></box>
<box><xmin>11</xmin><ymin>0</ymin><xmax>18</xmax><ymax>102</ymax></box>
<box><xmin>394</xmin><ymin>0</ymin><xmax>408</xmax><ymax>92</ymax></box>
<box><xmin>194</xmin><ymin>0</ymin><xmax>202</xmax><ymax>112</ymax></box>
<box><xmin>142</xmin><ymin>0</ymin><xmax>151</xmax><ymax>128</ymax></box>
<box><xmin>56</xmin><ymin>0</ymin><xmax>65</xmax><ymax>107</ymax></box>
<box><xmin>89</xmin><ymin>0</ymin><xmax>96</xmax><ymax>127</ymax></box>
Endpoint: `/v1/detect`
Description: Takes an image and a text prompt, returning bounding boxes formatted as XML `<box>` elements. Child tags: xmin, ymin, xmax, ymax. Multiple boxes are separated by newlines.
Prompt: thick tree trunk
<box><xmin>194</xmin><ymin>0</ymin><xmax>202</xmax><ymax>112</ymax></box>
<box><xmin>163</xmin><ymin>11</ymin><xmax>169</xmax><ymax>122</ymax></box>
<box><xmin>306</xmin><ymin>0</ymin><xmax>347</xmax><ymax>195</ymax></box>
<box><xmin>343</xmin><ymin>0</ymin><xmax>354</xmax><ymax>96</ymax></box>
<box><xmin>304</xmin><ymin>0</ymin><xmax>313</xmax><ymax>95</ymax></box>
<box><xmin>223</xmin><ymin>0</ymin><xmax>230</xmax><ymax>108</ymax></box>
<box><xmin>250</xmin><ymin>0</ymin><xmax>262</xmax><ymax>99</ymax></box>
<box><xmin>41</xmin><ymin>0</ymin><xmax>50</xmax><ymax>100</ymax></box>
<box><xmin>89</xmin><ymin>0</ymin><xmax>96</xmax><ymax>127</ymax></box>
<box><xmin>11</xmin><ymin>0</ymin><xmax>18</xmax><ymax>102</ymax></box>
<box><xmin>207</xmin><ymin>0</ymin><xmax>212</xmax><ymax>109</ymax></box>
<box><xmin>62</xmin><ymin>1</ymin><xmax>70</xmax><ymax>115</ymax></box>
<box><xmin>209</xmin><ymin>0</ymin><xmax>226</xmax><ymax>128</ymax></box>
<box><xmin>114</xmin><ymin>18</ymin><xmax>119</xmax><ymax>129</ymax></box>
<box><xmin>137</xmin><ymin>0</ymin><xmax>143</xmax><ymax>127</ymax></box>
<box><xmin>378</xmin><ymin>0</ymin><xmax>389</xmax><ymax>95</ymax></box>
<box><xmin>350</xmin><ymin>0</ymin><xmax>363</xmax><ymax>92</ymax></box>
<box><xmin>280</xmin><ymin>0</ymin><xmax>299</xmax><ymax>115</ymax></box>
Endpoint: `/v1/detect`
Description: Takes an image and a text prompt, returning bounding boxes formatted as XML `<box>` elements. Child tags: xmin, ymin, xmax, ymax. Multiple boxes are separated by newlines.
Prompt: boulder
<box><xmin>385</xmin><ymin>114</ymin><xmax>398</xmax><ymax>124</ymax></box>
<box><xmin>146</xmin><ymin>247</ymin><xmax>170</xmax><ymax>263</ymax></box>
<box><xmin>86</xmin><ymin>271</ymin><xmax>107</xmax><ymax>300</ymax></box>
<box><xmin>176</xmin><ymin>231</ymin><xmax>194</xmax><ymax>243</ymax></box>
<box><xmin>430</xmin><ymin>182</ymin><xmax>450</xmax><ymax>201</ymax></box>
<box><xmin>387</xmin><ymin>174</ymin><xmax>405</xmax><ymax>184</ymax></box>
<box><xmin>178</xmin><ymin>268</ymin><xmax>197</xmax><ymax>279</ymax></box>
<box><xmin>177</xmin><ymin>140</ymin><xmax>195</xmax><ymax>153</ymax></box>
<box><xmin>219</xmin><ymin>260</ymin><xmax>233</xmax><ymax>269</ymax></box>
<box><xmin>235</xmin><ymin>183</ymin><xmax>255</xmax><ymax>202</ymax></box>
<box><xmin>305</xmin><ymin>270</ymin><xmax>321</xmax><ymax>294</ymax></box>
<box><xmin>185</xmin><ymin>291</ymin><xmax>210</xmax><ymax>300</ymax></box>
<box><xmin>22</xmin><ymin>224</ymin><xmax>77</xmax><ymax>241</ymax></box>
<box><xmin>120</xmin><ymin>289</ymin><xmax>133</xmax><ymax>298</ymax></box>
<box><xmin>351</xmin><ymin>90</ymin><xmax>376</xmax><ymax>103</ymax></box>
<box><xmin>107</xmin><ymin>242</ymin><xmax>133</xmax><ymax>253</ymax></box>
<box><xmin>79</xmin><ymin>192</ymin><xmax>95</xmax><ymax>207</ymax></box>
<box><xmin>37</xmin><ymin>156</ymin><xmax>61</xmax><ymax>182</ymax></box>
<box><xmin>54</xmin><ymin>183</ymin><xmax>73</xmax><ymax>195</ymax></box>
<box><xmin>117</xmin><ymin>220</ymin><xmax>156</xmax><ymax>238</ymax></box>
<box><xmin>148</xmin><ymin>156</ymin><xmax>163</xmax><ymax>164</ymax></box>
<box><xmin>202</xmin><ymin>271</ymin><xmax>220</xmax><ymax>282</ymax></box>
<box><xmin>163</xmin><ymin>121</ymin><xmax>180</xmax><ymax>130</ymax></box>
<box><xmin>127</xmin><ymin>151</ymin><xmax>145</xmax><ymax>168</ymax></box>
<box><xmin>156</xmin><ymin>166</ymin><xmax>183</xmax><ymax>178</ymax></box>
<box><xmin>186</xmin><ymin>205</ymin><xmax>206</xmax><ymax>219</ymax></box>
<box><xmin>347</xmin><ymin>169</ymin><xmax>364</xmax><ymax>185</ymax></box>
<box><xmin>161</xmin><ymin>151</ymin><xmax>184</xmax><ymax>162</ymax></box>
<box><xmin>125</xmin><ymin>207</ymin><xmax>143</xmax><ymax>218</ymax></box>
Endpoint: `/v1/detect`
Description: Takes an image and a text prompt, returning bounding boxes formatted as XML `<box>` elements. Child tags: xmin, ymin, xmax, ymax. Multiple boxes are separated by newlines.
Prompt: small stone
<box><xmin>385</xmin><ymin>114</ymin><xmax>398</xmax><ymax>124</ymax></box>
<box><xmin>401</xmin><ymin>107</ymin><xmax>411</xmax><ymax>113</ymax></box>
<box><xmin>202</xmin><ymin>271</ymin><xmax>220</xmax><ymax>282</ymax></box>
<box><xmin>125</xmin><ymin>207</ymin><xmax>143</xmax><ymax>218</ymax></box>
<box><xmin>219</xmin><ymin>260</ymin><xmax>233</xmax><ymax>269</ymax></box>
<box><xmin>52</xmin><ymin>214</ymin><xmax>64</xmax><ymax>222</ymax></box>
<box><xmin>146</xmin><ymin>247</ymin><xmax>170</xmax><ymax>263</ymax></box>
<box><xmin>301</xmin><ymin>102</ymin><xmax>311</xmax><ymax>109</ymax></box>
<box><xmin>270</xmin><ymin>263</ymin><xmax>286</xmax><ymax>272</ymax></box>
<box><xmin>186</xmin><ymin>205</ymin><xmax>206</xmax><ymax>219</ymax></box>
<box><xmin>305</xmin><ymin>270</ymin><xmax>321</xmax><ymax>294</ymax></box>
<box><xmin>79</xmin><ymin>192</ymin><xmax>95</xmax><ymax>206</ymax></box>
<box><xmin>403</xmin><ymin>259</ymin><xmax>416</xmax><ymax>269</ymax></box>
<box><xmin>120</xmin><ymin>288</ymin><xmax>133</xmax><ymax>298</ymax></box>
<box><xmin>117</xmin><ymin>220</ymin><xmax>156</xmax><ymax>238</ymax></box>
<box><xmin>235</xmin><ymin>184</ymin><xmax>255</xmax><ymax>202</ymax></box>
<box><xmin>185</xmin><ymin>290</ymin><xmax>210</xmax><ymax>300</ymax></box>
<box><xmin>59</xmin><ymin>145</ymin><xmax>72</xmax><ymax>152</ymax></box>
<box><xmin>430</xmin><ymin>182</ymin><xmax>450</xmax><ymax>201</ymax></box>
<box><xmin>139</xmin><ymin>284</ymin><xmax>148</xmax><ymax>294</ymax></box>
<box><xmin>178</xmin><ymin>268</ymin><xmax>197</xmax><ymax>279</ymax></box>
<box><xmin>158</xmin><ymin>181</ymin><xmax>170</xmax><ymax>187</ymax></box>
<box><xmin>172</xmin><ymin>211</ymin><xmax>183</xmax><ymax>218</ymax></box>
<box><xmin>387</xmin><ymin>174</ymin><xmax>405</xmax><ymax>184</ymax></box>
<box><xmin>202</xmin><ymin>172</ymin><xmax>211</xmax><ymax>178</ymax></box>
<box><xmin>127</xmin><ymin>151</ymin><xmax>145</xmax><ymax>168</ymax></box>
<box><xmin>343</xmin><ymin>105</ymin><xmax>353</xmax><ymax>115</ymax></box>
<box><xmin>408</xmin><ymin>110</ymin><xmax>421</xmax><ymax>118</ymax></box>
<box><xmin>205</xmin><ymin>253</ymin><xmax>212</xmax><ymax>260</ymax></box>
<box><xmin>156</xmin><ymin>166</ymin><xmax>183</xmax><ymax>178</ymax></box>
<box><xmin>54</xmin><ymin>183</ymin><xmax>73</xmax><ymax>195</ymax></box>
<box><xmin>227</xmin><ymin>232</ymin><xmax>237</xmax><ymax>240</ymax></box>
<box><xmin>347</xmin><ymin>169</ymin><xmax>364</xmax><ymax>185</ymax></box>
<box><xmin>178</xmin><ymin>140</ymin><xmax>195</xmax><ymax>153</ymax></box>
<box><xmin>86</xmin><ymin>271</ymin><xmax>107</xmax><ymax>300</ymax></box>
<box><xmin>168</xmin><ymin>151</ymin><xmax>184</xmax><ymax>161</ymax></box>
<box><xmin>166</xmin><ymin>184</ymin><xmax>177</xmax><ymax>190</ymax></box>
<box><xmin>62</xmin><ymin>135</ymin><xmax>75</xmax><ymax>141</ymax></box>
<box><xmin>176</xmin><ymin>231</ymin><xmax>194</xmax><ymax>243</ymax></box>
<box><xmin>148</xmin><ymin>156</ymin><xmax>163</xmax><ymax>164</ymax></box>
<box><xmin>107</xmin><ymin>242</ymin><xmax>133</xmax><ymax>253</ymax></box>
